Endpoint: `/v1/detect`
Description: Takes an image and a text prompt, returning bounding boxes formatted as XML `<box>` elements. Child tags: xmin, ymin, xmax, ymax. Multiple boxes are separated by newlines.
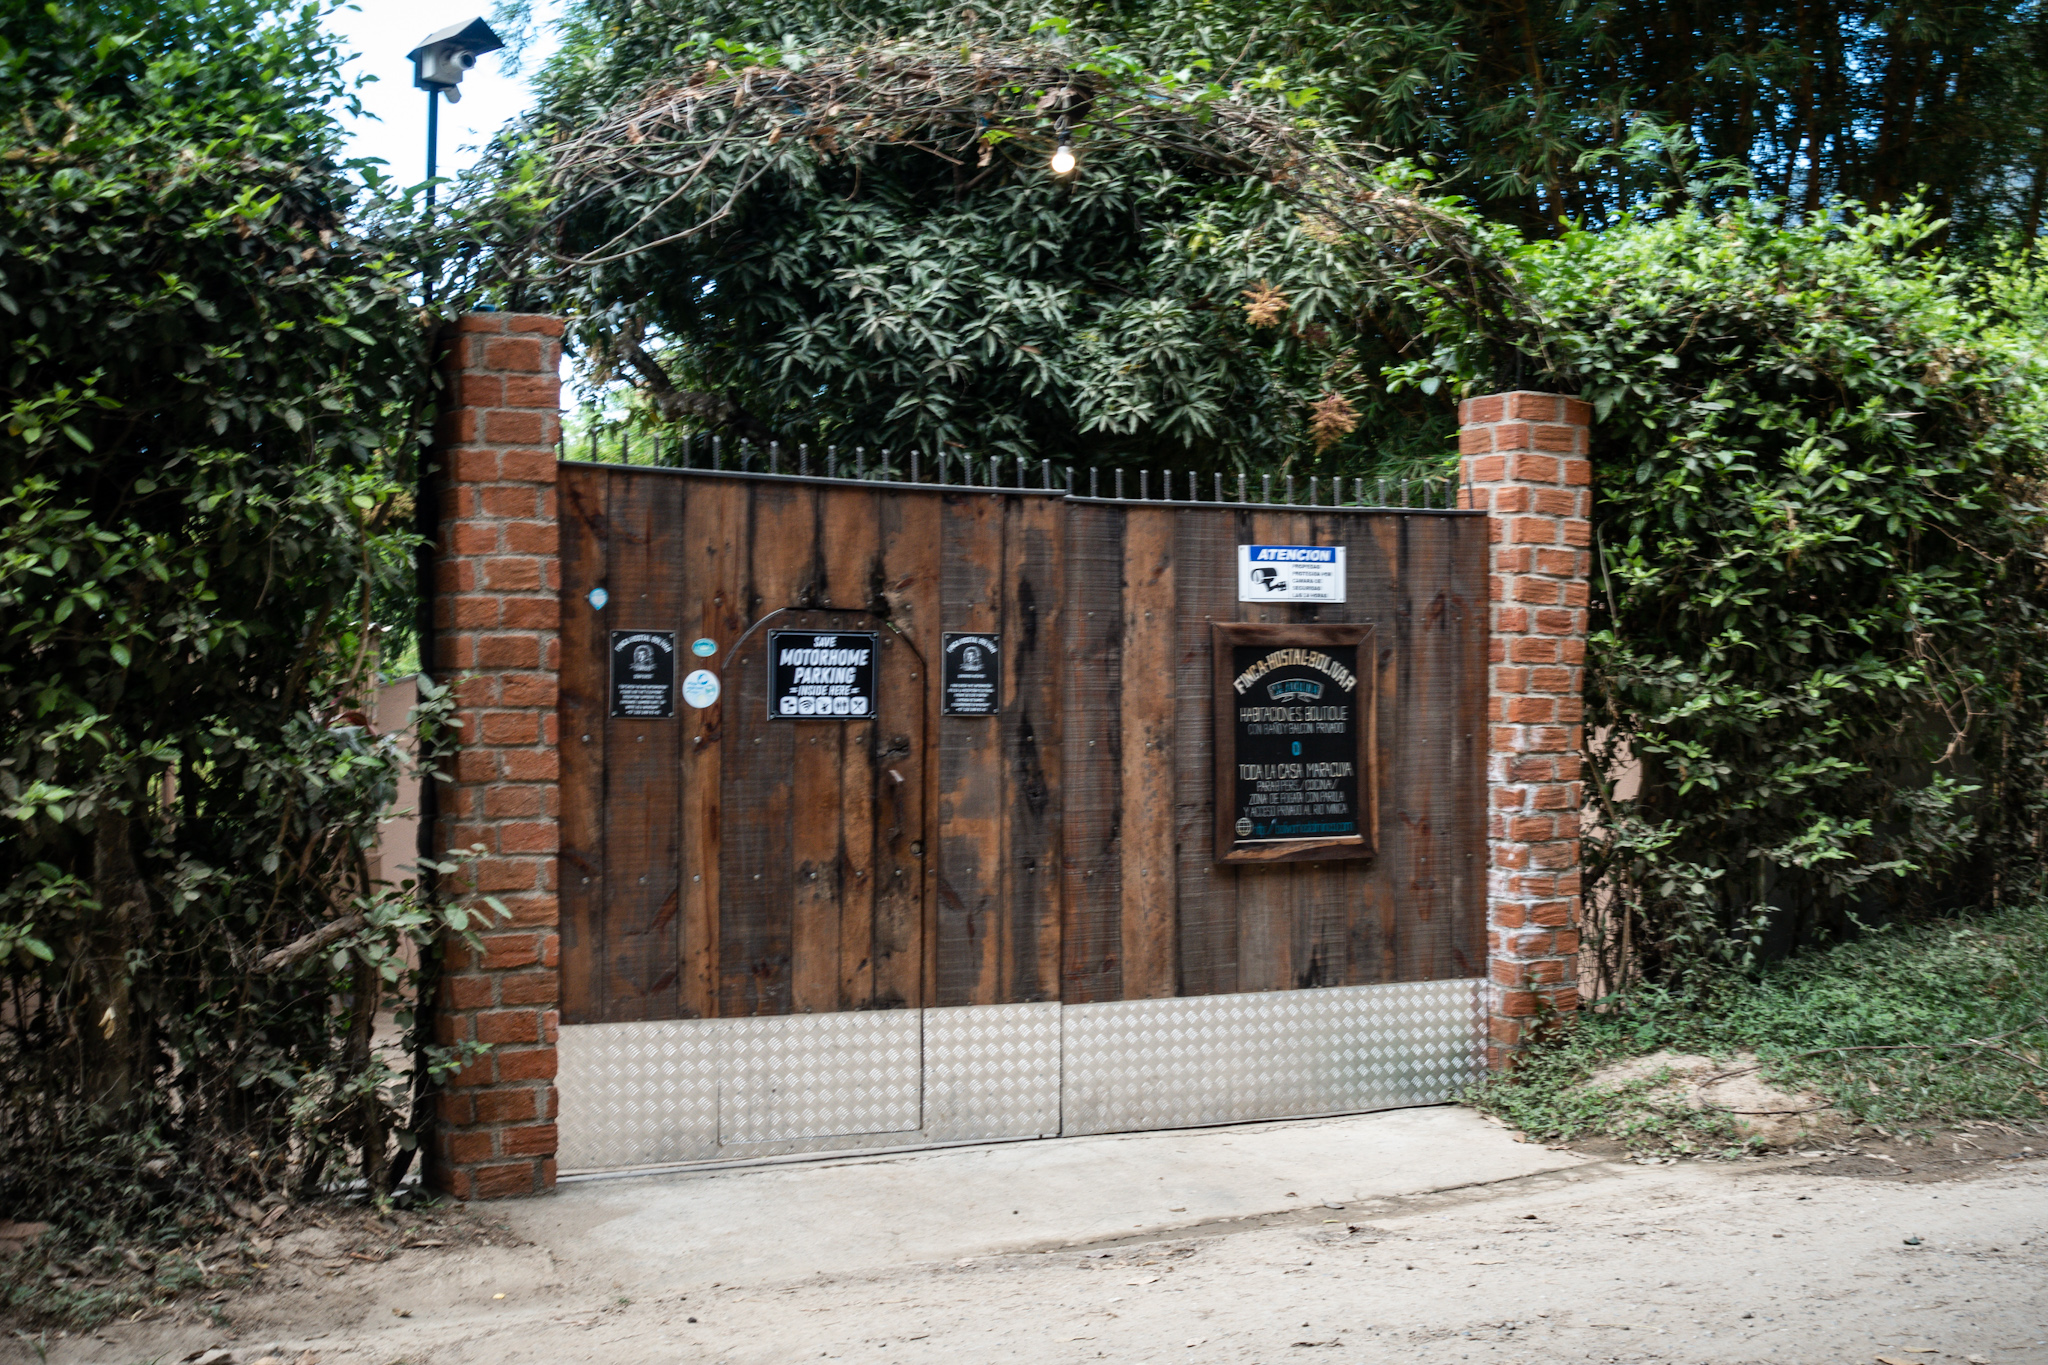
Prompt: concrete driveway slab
<box><xmin>505</xmin><ymin>1104</ymin><xmax>1586</xmax><ymax>1287</ymax></box>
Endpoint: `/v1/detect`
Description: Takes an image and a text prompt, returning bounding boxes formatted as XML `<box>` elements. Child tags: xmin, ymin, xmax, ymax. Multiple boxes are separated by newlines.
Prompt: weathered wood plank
<box><xmin>598</xmin><ymin>468</ymin><xmax>685</xmax><ymax>1021</ymax></box>
<box><xmin>1003</xmin><ymin>493</ymin><xmax>1063</xmax><ymax>1003</ymax></box>
<box><xmin>1168</xmin><ymin>507</ymin><xmax>1252</xmax><ymax>996</ymax></box>
<box><xmin>677</xmin><ymin>477</ymin><xmax>747</xmax><ymax>1019</ymax></box>
<box><xmin>871</xmin><ymin>489</ymin><xmax>938</xmax><ymax>1012</ymax></box>
<box><xmin>718</xmin><ymin>481</ymin><xmax>815</xmax><ymax>1015</ymax></box>
<box><xmin>1060</xmin><ymin>501</ymin><xmax>1123</xmax><ymax>1003</ymax></box>
<box><xmin>556</xmin><ymin>465</ymin><xmax>608</xmax><ymax>1025</ymax></box>
<box><xmin>935</xmin><ymin>492</ymin><xmax>1004</xmax><ymax>1007</ymax></box>
<box><xmin>1118</xmin><ymin>505</ymin><xmax>1177</xmax><ymax>999</ymax></box>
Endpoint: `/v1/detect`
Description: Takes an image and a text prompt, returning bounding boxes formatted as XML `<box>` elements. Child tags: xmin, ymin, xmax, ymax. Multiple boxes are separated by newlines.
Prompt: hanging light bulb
<box><xmin>1050</xmin><ymin>142</ymin><xmax>1076</xmax><ymax>175</ymax></box>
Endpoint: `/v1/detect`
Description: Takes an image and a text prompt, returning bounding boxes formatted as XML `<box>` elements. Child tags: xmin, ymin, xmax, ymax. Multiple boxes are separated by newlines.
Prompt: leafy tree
<box><xmin>1400</xmin><ymin>192</ymin><xmax>2048</xmax><ymax>983</ymax></box>
<box><xmin>0</xmin><ymin>0</ymin><xmax>479</xmax><ymax>1224</ymax></box>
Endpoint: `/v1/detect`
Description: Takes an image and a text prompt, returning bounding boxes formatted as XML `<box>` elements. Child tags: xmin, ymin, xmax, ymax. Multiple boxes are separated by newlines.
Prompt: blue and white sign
<box><xmin>1237</xmin><ymin>544</ymin><xmax>1346</xmax><ymax>603</ymax></box>
<box><xmin>691</xmin><ymin>637</ymin><xmax>718</xmax><ymax>657</ymax></box>
<box><xmin>681</xmin><ymin>669</ymin><xmax>721</xmax><ymax>709</ymax></box>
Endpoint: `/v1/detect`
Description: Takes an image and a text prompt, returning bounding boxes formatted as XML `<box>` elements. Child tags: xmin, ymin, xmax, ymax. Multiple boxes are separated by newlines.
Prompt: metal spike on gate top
<box><xmin>768</xmin><ymin>440</ymin><xmax>779</xmax><ymax>475</ymax></box>
<box><xmin>856</xmin><ymin>446</ymin><xmax>867</xmax><ymax>480</ymax></box>
<box><xmin>1377</xmin><ymin>477</ymin><xmax>1388</xmax><ymax>507</ymax></box>
<box><xmin>1116</xmin><ymin>469</ymin><xmax>1125</xmax><ymax>499</ymax></box>
<box><xmin>1215</xmin><ymin>472</ymin><xmax>1224</xmax><ymax>503</ymax></box>
<box><xmin>1238</xmin><ymin>472</ymin><xmax>1247</xmax><ymax>503</ymax></box>
<box><xmin>1066</xmin><ymin>466</ymin><xmax>1075</xmax><ymax>494</ymax></box>
<box><xmin>1044</xmin><ymin>459</ymin><xmax>1053</xmax><ymax>490</ymax></box>
<box><xmin>1140</xmin><ymin>469</ymin><xmax>1149</xmax><ymax>501</ymax></box>
<box><xmin>1090</xmin><ymin>468</ymin><xmax>1100</xmax><ymax>498</ymax></box>
<box><xmin>1284</xmin><ymin>474</ymin><xmax>1295</xmax><ymax>505</ymax></box>
<box><xmin>825</xmin><ymin>445</ymin><xmax>836</xmax><ymax>479</ymax></box>
<box><xmin>1261</xmin><ymin>473</ymin><xmax>1271</xmax><ymax>504</ymax></box>
<box><xmin>1400</xmin><ymin>478</ymin><xmax>1409</xmax><ymax>508</ymax></box>
<box><xmin>911</xmin><ymin>450</ymin><xmax>921</xmax><ymax>484</ymax></box>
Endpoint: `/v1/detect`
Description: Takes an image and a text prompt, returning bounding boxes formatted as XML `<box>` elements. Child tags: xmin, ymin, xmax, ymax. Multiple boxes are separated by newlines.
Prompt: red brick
<box><xmin>477</xmin><ymin>1009</ymin><xmax>542</xmax><ymax>1045</ymax></box>
<box><xmin>1509</xmin><ymin>453</ymin><xmax>1560</xmax><ymax>483</ymax></box>
<box><xmin>502</xmin><ymin>750</ymin><xmax>560</xmax><ymax>782</ymax></box>
<box><xmin>442</xmin><ymin>975</ymin><xmax>495</xmax><ymax>1010</ymax></box>
<box><xmin>1460</xmin><ymin>395</ymin><xmax>1505</xmax><ymax>424</ymax></box>
<box><xmin>1494</xmin><ymin>666</ymin><xmax>1530</xmax><ymax>693</ymax></box>
<box><xmin>1534</xmin><ymin>608</ymin><xmax>1580</xmax><ymax>636</ymax></box>
<box><xmin>1561</xmin><ymin>581</ymin><xmax>1590</xmax><ymax>608</ymax></box>
<box><xmin>457</xmin><ymin>374</ymin><xmax>505</xmax><ymax>408</ymax></box>
<box><xmin>1531</xmin><ymin>424</ymin><xmax>1580</xmax><ymax>454</ymax></box>
<box><xmin>1530</xmin><ymin>783</ymin><xmax>1572</xmax><ymax>810</ymax></box>
<box><xmin>1510</xmin><ymin>516</ymin><xmax>1559</xmax><ymax>545</ymax></box>
<box><xmin>475</xmin><ymin>859</ymin><xmax>540</xmax><ymax>892</ymax></box>
<box><xmin>504</xmin><ymin>374</ymin><xmax>560</xmax><ymax>409</ymax></box>
<box><xmin>435</xmin><ymin>1166</ymin><xmax>475</xmax><ymax>1200</ymax></box>
<box><xmin>1529</xmin><ymin>666</ymin><xmax>1574</xmax><ymax>693</ymax></box>
<box><xmin>1531</xmin><ymin>487</ymin><xmax>1577</xmax><ymax>516</ymax></box>
<box><xmin>1496</xmin><ymin>606</ymin><xmax>1530</xmax><ymax>634</ymax></box>
<box><xmin>436</xmin><ymin>409</ymin><xmax>478</xmax><ymax>446</ymax></box>
<box><xmin>500</xmin><ymin>971</ymin><xmax>560</xmax><ymax>1005</ymax></box>
<box><xmin>499</xmin><ymin>448</ymin><xmax>559</xmax><ymax>484</ymax></box>
<box><xmin>497</xmin><ymin>893</ymin><xmax>559</xmax><ymax>928</ymax></box>
<box><xmin>1509</xmin><ymin>814</ymin><xmax>1556</xmax><ymax>841</ymax></box>
<box><xmin>445</xmin><ymin>1129</ymin><xmax>494</xmax><ymax>1165</ymax></box>
<box><xmin>484</xmin><ymin>337</ymin><xmax>545</xmax><ymax>372</ymax></box>
<box><xmin>1497</xmin><ymin>989</ymin><xmax>1541</xmax><ymax>1017</ymax></box>
<box><xmin>470</xmin><ymin>1162</ymin><xmax>542</xmax><ymax>1199</ymax></box>
<box><xmin>454</xmin><ymin>313</ymin><xmax>510</xmax><ymax>336</ymax></box>
<box><xmin>437</xmin><ymin>1093</ymin><xmax>475</xmax><ymax>1125</ymax></box>
<box><xmin>451</xmin><ymin>750</ymin><xmax>499</xmax><ymax>784</ymax></box>
<box><xmin>501</xmin><ymin>1122</ymin><xmax>558</xmax><ymax>1158</ymax></box>
<box><xmin>1505</xmin><ymin>696</ymin><xmax>1555</xmax><ymax>724</ymax></box>
<box><xmin>1490</xmin><ymin>486</ymin><xmax>1530</xmax><ymax>514</ymax></box>
<box><xmin>1561</xmin><ymin>518</ymin><xmax>1592</xmax><ymax>547</ymax></box>
<box><xmin>449</xmin><ymin>449</ymin><xmax>500</xmax><ymax>482</ymax></box>
<box><xmin>474</xmin><ymin>1088</ymin><xmax>537</xmax><ymax>1124</ymax></box>
<box><xmin>501</xmin><ymin>672</ymin><xmax>558</xmax><ymax>708</ymax></box>
<box><xmin>477</xmin><ymin>633</ymin><xmax>542</xmax><ymax>670</ymax></box>
<box><xmin>1458</xmin><ymin>427</ymin><xmax>1493</xmax><ymax>455</ymax></box>
<box><xmin>1559</xmin><ymin>397</ymin><xmax>1592</xmax><ymax>426</ymax></box>
<box><xmin>1561</xmin><ymin>458</ymin><xmax>1593</xmax><ymax>486</ymax></box>
<box><xmin>1534</xmin><ymin>548</ymin><xmax>1581</xmax><ymax>576</ymax></box>
<box><xmin>481</xmin><ymin>557</ymin><xmax>545</xmax><ymax>592</ymax></box>
<box><xmin>496</xmin><ymin>1046</ymin><xmax>559</xmax><ymax>1081</ymax></box>
<box><xmin>485</xmin><ymin>409</ymin><xmax>548</xmax><ymax>445</ymax></box>
<box><xmin>499</xmin><ymin>821</ymin><xmax>558</xmax><ymax>854</ymax></box>
<box><xmin>508</xmin><ymin>313</ymin><xmax>566</xmax><ymax>337</ymax></box>
<box><xmin>1512</xmin><ymin>576</ymin><xmax>1561</xmax><ymax>605</ymax></box>
<box><xmin>1507</xmin><ymin>392</ymin><xmax>1561</xmax><ymax>421</ymax></box>
<box><xmin>479</xmin><ymin>934</ymin><xmax>541</xmax><ymax>970</ymax></box>
<box><xmin>1490</xmin><ymin>422</ymin><xmax>1534</xmax><ymax>452</ymax></box>
<box><xmin>480</xmin><ymin>711</ymin><xmax>540</xmax><ymax>745</ymax></box>
<box><xmin>1463</xmin><ymin>453</ymin><xmax>1506</xmax><ymax>483</ymax></box>
<box><xmin>479</xmin><ymin>485</ymin><xmax>540</xmax><ymax>518</ymax></box>
<box><xmin>1507</xmin><ymin>636</ymin><xmax>1559</xmax><ymax>664</ymax></box>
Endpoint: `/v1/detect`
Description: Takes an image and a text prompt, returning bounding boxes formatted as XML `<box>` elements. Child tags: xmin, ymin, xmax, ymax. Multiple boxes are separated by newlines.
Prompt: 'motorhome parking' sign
<box><xmin>1211</xmin><ymin>622</ymin><xmax>1376</xmax><ymax>864</ymax></box>
<box><xmin>769</xmin><ymin>631</ymin><xmax>878</xmax><ymax>719</ymax></box>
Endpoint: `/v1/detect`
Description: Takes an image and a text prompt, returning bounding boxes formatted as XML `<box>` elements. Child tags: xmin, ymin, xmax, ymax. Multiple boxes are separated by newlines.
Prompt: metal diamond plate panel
<box><xmin>719</xmin><ymin>1009</ymin><xmax>923</xmax><ymax>1143</ymax></box>
<box><xmin>556</xmin><ymin>1019</ymin><xmax>722</xmax><ymax>1171</ymax></box>
<box><xmin>1059</xmin><ymin>978</ymin><xmax>1486</xmax><ymax>1136</ymax></box>
<box><xmin>923</xmin><ymin>1002</ymin><xmax>1061</xmax><ymax>1142</ymax></box>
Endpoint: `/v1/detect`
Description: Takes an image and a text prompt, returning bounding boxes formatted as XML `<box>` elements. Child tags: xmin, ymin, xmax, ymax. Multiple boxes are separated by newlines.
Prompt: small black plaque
<box><xmin>942</xmin><ymin>632</ymin><xmax>1001</xmax><ymax>716</ymax></box>
<box><xmin>1229</xmin><ymin>641</ymin><xmax>1362</xmax><ymax>841</ymax></box>
<box><xmin>769</xmin><ymin>630</ymin><xmax>878</xmax><ymax>719</ymax></box>
<box><xmin>610</xmin><ymin>630</ymin><xmax>676</xmax><ymax>718</ymax></box>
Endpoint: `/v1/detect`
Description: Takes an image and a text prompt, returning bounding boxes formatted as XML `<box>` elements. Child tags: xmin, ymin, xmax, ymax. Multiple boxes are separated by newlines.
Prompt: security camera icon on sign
<box><xmin>1251</xmin><ymin>566</ymin><xmax>1287</xmax><ymax>593</ymax></box>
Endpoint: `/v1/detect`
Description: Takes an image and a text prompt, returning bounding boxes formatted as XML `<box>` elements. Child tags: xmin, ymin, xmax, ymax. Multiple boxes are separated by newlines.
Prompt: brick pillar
<box><xmin>426</xmin><ymin>312</ymin><xmax>564</xmax><ymax>1198</ymax></box>
<box><xmin>1458</xmin><ymin>392</ymin><xmax>1592</xmax><ymax>1068</ymax></box>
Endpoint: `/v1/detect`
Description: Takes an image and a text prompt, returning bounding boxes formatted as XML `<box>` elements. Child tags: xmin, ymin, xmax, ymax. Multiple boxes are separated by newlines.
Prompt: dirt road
<box><xmin>12</xmin><ymin>1113</ymin><xmax>2047</xmax><ymax>1365</ymax></box>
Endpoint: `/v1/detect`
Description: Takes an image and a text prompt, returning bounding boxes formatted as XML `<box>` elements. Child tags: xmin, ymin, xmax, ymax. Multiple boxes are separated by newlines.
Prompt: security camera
<box><xmin>408</xmin><ymin>17</ymin><xmax>502</xmax><ymax>101</ymax></box>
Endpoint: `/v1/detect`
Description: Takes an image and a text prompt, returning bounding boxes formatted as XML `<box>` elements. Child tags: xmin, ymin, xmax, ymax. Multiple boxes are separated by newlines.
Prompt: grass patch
<box><xmin>1468</xmin><ymin>901</ymin><xmax>2048</xmax><ymax>1152</ymax></box>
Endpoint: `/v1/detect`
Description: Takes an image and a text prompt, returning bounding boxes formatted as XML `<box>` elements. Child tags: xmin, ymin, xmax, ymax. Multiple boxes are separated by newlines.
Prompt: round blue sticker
<box><xmin>587</xmin><ymin>586</ymin><xmax>609</xmax><ymax>610</ymax></box>
<box><xmin>681</xmin><ymin>669</ymin><xmax>721</xmax><ymax>709</ymax></box>
<box><xmin>691</xmin><ymin>637</ymin><xmax>718</xmax><ymax>657</ymax></box>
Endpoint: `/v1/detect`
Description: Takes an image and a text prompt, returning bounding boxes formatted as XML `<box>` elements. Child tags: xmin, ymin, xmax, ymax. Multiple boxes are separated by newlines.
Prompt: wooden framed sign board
<box><xmin>1212</xmin><ymin>622</ymin><xmax>1377</xmax><ymax>864</ymax></box>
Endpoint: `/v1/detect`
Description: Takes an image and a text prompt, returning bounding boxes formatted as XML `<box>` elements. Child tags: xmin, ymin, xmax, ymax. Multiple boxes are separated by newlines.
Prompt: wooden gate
<box><xmin>554</xmin><ymin>459</ymin><xmax>1488</xmax><ymax>1168</ymax></box>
